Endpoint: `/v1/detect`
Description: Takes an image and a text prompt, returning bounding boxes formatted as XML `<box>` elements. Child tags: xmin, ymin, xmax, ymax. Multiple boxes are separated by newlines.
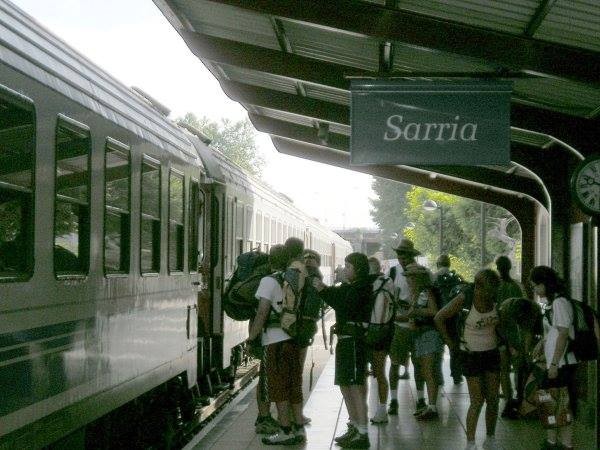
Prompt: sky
<box><xmin>11</xmin><ymin>0</ymin><xmax>377</xmax><ymax>229</ymax></box>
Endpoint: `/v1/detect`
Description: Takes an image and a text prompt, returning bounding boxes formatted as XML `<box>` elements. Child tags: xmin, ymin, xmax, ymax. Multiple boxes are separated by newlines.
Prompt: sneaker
<box><xmin>370</xmin><ymin>408</ymin><xmax>388</xmax><ymax>424</ymax></box>
<box><xmin>340</xmin><ymin>432</ymin><xmax>370</xmax><ymax>449</ymax></box>
<box><xmin>293</xmin><ymin>424</ymin><xmax>306</xmax><ymax>443</ymax></box>
<box><xmin>334</xmin><ymin>424</ymin><xmax>356</xmax><ymax>444</ymax></box>
<box><xmin>262</xmin><ymin>430</ymin><xmax>298</xmax><ymax>446</ymax></box>
<box><xmin>255</xmin><ymin>416</ymin><xmax>280</xmax><ymax>435</ymax></box>
<box><xmin>412</xmin><ymin>399</ymin><xmax>427</xmax><ymax>416</ymax></box>
<box><xmin>416</xmin><ymin>406</ymin><xmax>439</xmax><ymax>421</ymax></box>
<box><xmin>483</xmin><ymin>436</ymin><xmax>501</xmax><ymax>449</ymax></box>
<box><xmin>388</xmin><ymin>399</ymin><xmax>398</xmax><ymax>415</ymax></box>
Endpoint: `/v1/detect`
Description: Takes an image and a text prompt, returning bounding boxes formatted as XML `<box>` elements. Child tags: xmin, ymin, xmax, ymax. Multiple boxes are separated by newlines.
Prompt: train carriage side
<box><xmin>0</xmin><ymin>3</ymin><xmax>205</xmax><ymax>448</ymax></box>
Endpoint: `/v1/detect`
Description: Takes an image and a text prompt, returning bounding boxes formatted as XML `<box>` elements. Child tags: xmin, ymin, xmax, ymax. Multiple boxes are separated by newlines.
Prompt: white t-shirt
<box><xmin>255</xmin><ymin>275</ymin><xmax>291</xmax><ymax>346</ymax></box>
<box><xmin>543</xmin><ymin>297</ymin><xmax>577</xmax><ymax>368</ymax></box>
<box><xmin>462</xmin><ymin>305</ymin><xmax>499</xmax><ymax>352</ymax></box>
<box><xmin>391</xmin><ymin>265</ymin><xmax>412</xmax><ymax>328</ymax></box>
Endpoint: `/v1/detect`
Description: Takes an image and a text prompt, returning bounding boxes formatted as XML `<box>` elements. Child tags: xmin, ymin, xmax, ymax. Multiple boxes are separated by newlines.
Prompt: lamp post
<box><xmin>423</xmin><ymin>199</ymin><xmax>443</xmax><ymax>255</ymax></box>
<box><xmin>480</xmin><ymin>202</ymin><xmax>486</xmax><ymax>267</ymax></box>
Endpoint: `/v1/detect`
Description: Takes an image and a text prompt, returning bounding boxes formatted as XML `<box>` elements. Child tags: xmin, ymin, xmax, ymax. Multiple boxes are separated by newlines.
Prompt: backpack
<box><xmin>365</xmin><ymin>276</ymin><xmax>395</xmax><ymax>348</ymax></box>
<box><xmin>277</xmin><ymin>260</ymin><xmax>313</xmax><ymax>345</ymax></box>
<box><xmin>223</xmin><ymin>251</ymin><xmax>271</xmax><ymax>321</ymax></box>
<box><xmin>433</xmin><ymin>270</ymin><xmax>464</xmax><ymax>308</ymax></box>
<box><xmin>546</xmin><ymin>298</ymin><xmax>600</xmax><ymax>362</ymax></box>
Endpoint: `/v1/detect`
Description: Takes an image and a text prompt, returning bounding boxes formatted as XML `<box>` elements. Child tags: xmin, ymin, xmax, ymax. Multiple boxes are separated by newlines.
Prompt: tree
<box><xmin>370</xmin><ymin>179</ymin><xmax>522</xmax><ymax>281</ymax></box>
<box><xmin>178</xmin><ymin>113</ymin><xmax>264</xmax><ymax>177</ymax></box>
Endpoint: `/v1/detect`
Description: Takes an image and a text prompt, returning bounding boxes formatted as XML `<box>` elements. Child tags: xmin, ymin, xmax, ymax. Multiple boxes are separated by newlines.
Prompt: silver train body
<box><xmin>0</xmin><ymin>2</ymin><xmax>352</xmax><ymax>448</ymax></box>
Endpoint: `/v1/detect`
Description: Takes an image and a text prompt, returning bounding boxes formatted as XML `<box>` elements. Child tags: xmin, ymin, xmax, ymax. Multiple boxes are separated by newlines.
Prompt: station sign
<box><xmin>350</xmin><ymin>80</ymin><xmax>512</xmax><ymax>166</ymax></box>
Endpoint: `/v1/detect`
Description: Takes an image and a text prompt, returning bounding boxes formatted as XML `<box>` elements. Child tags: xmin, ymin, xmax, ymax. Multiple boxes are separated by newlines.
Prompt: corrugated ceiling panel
<box><xmin>534</xmin><ymin>0</ymin><xmax>600</xmax><ymax>52</ymax></box>
<box><xmin>171</xmin><ymin>0</ymin><xmax>279</xmax><ymax>50</ymax></box>
<box><xmin>513</xmin><ymin>77</ymin><xmax>600</xmax><ymax>117</ymax></box>
<box><xmin>390</xmin><ymin>0</ymin><xmax>539</xmax><ymax>34</ymax></box>
<box><xmin>302</xmin><ymin>84</ymin><xmax>350</xmax><ymax>105</ymax></box>
<box><xmin>217</xmin><ymin>64</ymin><xmax>299</xmax><ymax>95</ymax></box>
<box><xmin>510</xmin><ymin>128</ymin><xmax>553</xmax><ymax>147</ymax></box>
<box><xmin>392</xmin><ymin>42</ymin><xmax>493</xmax><ymax>72</ymax></box>
<box><xmin>282</xmin><ymin>20</ymin><xmax>380</xmax><ymax>71</ymax></box>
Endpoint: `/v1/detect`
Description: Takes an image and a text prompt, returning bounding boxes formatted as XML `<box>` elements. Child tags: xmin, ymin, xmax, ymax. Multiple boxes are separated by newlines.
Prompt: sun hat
<box><xmin>393</xmin><ymin>238</ymin><xmax>421</xmax><ymax>256</ymax></box>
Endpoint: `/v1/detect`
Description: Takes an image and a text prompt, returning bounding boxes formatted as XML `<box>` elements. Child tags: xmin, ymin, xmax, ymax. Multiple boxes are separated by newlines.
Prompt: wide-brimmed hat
<box><xmin>393</xmin><ymin>238</ymin><xmax>421</xmax><ymax>256</ymax></box>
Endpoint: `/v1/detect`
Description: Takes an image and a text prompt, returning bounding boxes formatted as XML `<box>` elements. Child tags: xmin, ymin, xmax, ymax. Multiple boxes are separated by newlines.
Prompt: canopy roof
<box><xmin>155</xmin><ymin>0</ymin><xmax>600</xmax><ymax>209</ymax></box>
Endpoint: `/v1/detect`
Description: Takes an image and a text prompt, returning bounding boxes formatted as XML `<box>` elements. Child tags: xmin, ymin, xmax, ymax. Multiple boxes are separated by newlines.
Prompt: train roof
<box><xmin>0</xmin><ymin>0</ymin><xmax>200</xmax><ymax>164</ymax></box>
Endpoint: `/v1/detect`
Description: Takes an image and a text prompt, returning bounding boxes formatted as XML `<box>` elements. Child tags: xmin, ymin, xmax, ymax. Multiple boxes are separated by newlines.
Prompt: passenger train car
<box><xmin>0</xmin><ymin>2</ymin><xmax>352</xmax><ymax>448</ymax></box>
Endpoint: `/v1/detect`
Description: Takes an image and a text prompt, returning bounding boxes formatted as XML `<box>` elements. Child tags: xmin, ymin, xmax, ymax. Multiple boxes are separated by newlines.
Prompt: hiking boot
<box><xmin>412</xmin><ymin>399</ymin><xmax>427</xmax><ymax>415</ymax></box>
<box><xmin>416</xmin><ymin>406</ymin><xmax>439</xmax><ymax>421</ymax></box>
<box><xmin>262</xmin><ymin>429</ymin><xmax>298</xmax><ymax>446</ymax></box>
<box><xmin>340</xmin><ymin>432</ymin><xmax>370</xmax><ymax>449</ymax></box>
<box><xmin>255</xmin><ymin>416</ymin><xmax>279</xmax><ymax>434</ymax></box>
<box><xmin>370</xmin><ymin>407</ymin><xmax>388</xmax><ymax>424</ymax></box>
<box><xmin>334</xmin><ymin>425</ymin><xmax>357</xmax><ymax>444</ymax></box>
<box><xmin>387</xmin><ymin>399</ymin><xmax>398</xmax><ymax>415</ymax></box>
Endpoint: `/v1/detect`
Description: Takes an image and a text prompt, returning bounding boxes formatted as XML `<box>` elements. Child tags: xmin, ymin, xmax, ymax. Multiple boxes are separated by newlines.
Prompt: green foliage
<box><xmin>178</xmin><ymin>113</ymin><xmax>264</xmax><ymax>177</ymax></box>
<box><xmin>371</xmin><ymin>180</ymin><xmax>522</xmax><ymax>281</ymax></box>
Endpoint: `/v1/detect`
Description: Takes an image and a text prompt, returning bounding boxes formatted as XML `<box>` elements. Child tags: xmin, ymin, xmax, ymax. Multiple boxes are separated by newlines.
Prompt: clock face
<box><xmin>572</xmin><ymin>156</ymin><xmax>600</xmax><ymax>215</ymax></box>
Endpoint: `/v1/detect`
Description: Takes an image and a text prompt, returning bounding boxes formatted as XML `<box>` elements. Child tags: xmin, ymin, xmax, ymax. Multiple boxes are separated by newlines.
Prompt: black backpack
<box><xmin>223</xmin><ymin>251</ymin><xmax>271</xmax><ymax>321</ymax></box>
<box><xmin>433</xmin><ymin>270</ymin><xmax>464</xmax><ymax>308</ymax></box>
<box><xmin>546</xmin><ymin>299</ymin><xmax>600</xmax><ymax>362</ymax></box>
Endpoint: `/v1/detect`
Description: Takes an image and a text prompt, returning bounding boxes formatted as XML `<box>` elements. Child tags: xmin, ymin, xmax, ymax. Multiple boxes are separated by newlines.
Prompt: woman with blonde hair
<box><xmin>435</xmin><ymin>269</ymin><xmax>502</xmax><ymax>449</ymax></box>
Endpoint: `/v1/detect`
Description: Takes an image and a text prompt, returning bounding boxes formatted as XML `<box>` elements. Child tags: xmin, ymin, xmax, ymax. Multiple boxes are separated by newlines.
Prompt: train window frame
<box><xmin>168</xmin><ymin>168</ymin><xmax>185</xmax><ymax>274</ymax></box>
<box><xmin>140</xmin><ymin>155</ymin><xmax>161</xmax><ymax>275</ymax></box>
<box><xmin>0</xmin><ymin>87</ymin><xmax>36</xmax><ymax>282</ymax></box>
<box><xmin>54</xmin><ymin>115</ymin><xmax>91</xmax><ymax>278</ymax></box>
<box><xmin>188</xmin><ymin>179</ymin><xmax>204</xmax><ymax>273</ymax></box>
<box><xmin>103</xmin><ymin>137</ymin><xmax>131</xmax><ymax>276</ymax></box>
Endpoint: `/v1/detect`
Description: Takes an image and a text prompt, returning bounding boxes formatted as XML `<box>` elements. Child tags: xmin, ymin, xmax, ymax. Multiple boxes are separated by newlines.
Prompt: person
<box><xmin>388</xmin><ymin>239</ymin><xmax>428</xmax><ymax>416</ymax></box>
<box><xmin>433</xmin><ymin>254</ymin><xmax>464</xmax><ymax>385</ymax></box>
<box><xmin>404</xmin><ymin>264</ymin><xmax>444</xmax><ymax>420</ymax></box>
<box><xmin>434</xmin><ymin>269</ymin><xmax>502</xmax><ymax>450</ymax></box>
<box><xmin>497</xmin><ymin>296</ymin><xmax>543</xmax><ymax>419</ymax></box>
<box><xmin>313</xmin><ymin>252</ymin><xmax>372</xmax><ymax>449</ymax></box>
<box><xmin>529</xmin><ymin>266</ymin><xmax>576</xmax><ymax>450</ymax></box>
<box><xmin>495</xmin><ymin>255</ymin><xmax>528</xmax><ymax>419</ymax></box>
<box><xmin>247</xmin><ymin>245</ymin><xmax>305</xmax><ymax>445</ymax></box>
<box><xmin>366</xmin><ymin>257</ymin><xmax>394</xmax><ymax>424</ymax></box>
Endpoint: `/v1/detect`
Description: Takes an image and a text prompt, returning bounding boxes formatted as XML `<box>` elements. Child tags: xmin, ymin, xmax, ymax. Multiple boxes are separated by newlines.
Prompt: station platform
<box><xmin>187</xmin><ymin>351</ymin><xmax>595</xmax><ymax>450</ymax></box>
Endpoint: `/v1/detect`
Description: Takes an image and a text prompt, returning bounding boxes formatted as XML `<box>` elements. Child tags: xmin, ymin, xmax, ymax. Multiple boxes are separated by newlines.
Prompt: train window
<box><xmin>270</xmin><ymin>219</ymin><xmax>276</xmax><ymax>244</ymax></box>
<box><xmin>54</xmin><ymin>117</ymin><xmax>90</xmax><ymax>276</ymax></box>
<box><xmin>104</xmin><ymin>139</ymin><xmax>130</xmax><ymax>274</ymax></box>
<box><xmin>235</xmin><ymin>203</ymin><xmax>243</xmax><ymax>239</ymax></box>
<box><xmin>188</xmin><ymin>180</ymin><xmax>204</xmax><ymax>272</ymax></box>
<box><xmin>0</xmin><ymin>92</ymin><xmax>35</xmax><ymax>280</ymax></box>
<box><xmin>140</xmin><ymin>156</ymin><xmax>161</xmax><ymax>273</ymax></box>
<box><xmin>169</xmin><ymin>170</ymin><xmax>184</xmax><ymax>273</ymax></box>
<box><xmin>226</xmin><ymin>197</ymin><xmax>234</xmax><ymax>274</ymax></box>
<box><xmin>256</xmin><ymin>211</ymin><xmax>262</xmax><ymax>242</ymax></box>
<box><xmin>245</xmin><ymin>206</ymin><xmax>253</xmax><ymax>241</ymax></box>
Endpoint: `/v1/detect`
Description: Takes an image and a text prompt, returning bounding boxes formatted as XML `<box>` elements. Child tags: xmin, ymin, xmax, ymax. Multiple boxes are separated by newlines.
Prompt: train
<box><xmin>0</xmin><ymin>2</ymin><xmax>353</xmax><ymax>448</ymax></box>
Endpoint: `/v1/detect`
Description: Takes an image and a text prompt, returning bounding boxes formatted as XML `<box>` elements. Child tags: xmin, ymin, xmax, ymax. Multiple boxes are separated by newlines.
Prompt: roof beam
<box><xmin>223</xmin><ymin>80</ymin><xmax>598</xmax><ymax>155</ymax></box>
<box><xmin>525</xmin><ymin>0</ymin><xmax>558</xmax><ymax>37</ymax></box>
<box><xmin>207</xmin><ymin>0</ymin><xmax>600</xmax><ymax>86</ymax></box>
<box><xmin>250</xmin><ymin>113</ymin><xmax>548</xmax><ymax>208</ymax></box>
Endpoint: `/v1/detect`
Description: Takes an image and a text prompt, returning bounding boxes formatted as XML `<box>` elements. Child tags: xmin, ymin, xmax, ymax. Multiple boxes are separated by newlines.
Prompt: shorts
<box><xmin>335</xmin><ymin>337</ymin><xmax>367</xmax><ymax>386</ymax></box>
<box><xmin>460</xmin><ymin>349</ymin><xmax>501</xmax><ymax>378</ymax></box>
<box><xmin>541</xmin><ymin>365</ymin><xmax>575</xmax><ymax>389</ymax></box>
<box><xmin>389</xmin><ymin>325</ymin><xmax>413</xmax><ymax>365</ymax></box>
<box><xmin>263</xmin><ymin>340</ymin><xmax>303</xmax><ymax>403</ymax></box>
<box><xmin>413</xmin><ymin>328</ymin><xmax>444</xmax><ymax>358</ymax></box>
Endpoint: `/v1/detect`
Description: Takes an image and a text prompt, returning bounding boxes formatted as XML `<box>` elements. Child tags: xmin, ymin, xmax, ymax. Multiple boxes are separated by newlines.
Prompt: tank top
<box><xmin>462</xmin><ymin>304</ymin><xmax>499</xmax><ymax>352</ymax></box>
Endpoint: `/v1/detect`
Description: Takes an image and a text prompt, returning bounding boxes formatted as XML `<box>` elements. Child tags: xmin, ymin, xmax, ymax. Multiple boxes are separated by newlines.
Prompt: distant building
<box><xmin>334</xmin><ymin>228</ymin><xmax>382</xmax><ymax>256</ymax></box>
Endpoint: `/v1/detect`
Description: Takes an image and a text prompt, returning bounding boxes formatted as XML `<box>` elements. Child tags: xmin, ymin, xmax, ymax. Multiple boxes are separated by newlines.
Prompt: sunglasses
<box><xmin>303</xmin><ymin>254</ymin><xmax>316</xmax><ymax>260</ymax></box>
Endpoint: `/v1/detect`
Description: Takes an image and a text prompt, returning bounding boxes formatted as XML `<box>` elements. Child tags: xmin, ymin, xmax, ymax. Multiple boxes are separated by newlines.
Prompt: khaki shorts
<box><xmin>389</xmin><ymin>324</ymin><xmax>413</xmax><ymax>365</ymax></box>
<box><xmin>263</xmin><ymin>340</ymin><xmax>303</xmax><ymax>404</ymax></box>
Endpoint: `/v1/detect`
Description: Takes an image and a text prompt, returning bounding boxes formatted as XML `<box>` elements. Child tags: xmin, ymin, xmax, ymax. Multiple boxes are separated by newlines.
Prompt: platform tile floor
<box><xmin>192</xmin><ymin>353</ymin><xmax>595</xmax><ymax>450</ymax></box>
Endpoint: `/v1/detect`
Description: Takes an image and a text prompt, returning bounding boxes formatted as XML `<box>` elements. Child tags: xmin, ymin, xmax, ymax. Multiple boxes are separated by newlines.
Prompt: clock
<box><xmin>571</xmin><ymin>155</ymin><xmax>600</xmax><ymax>216</ymax></box>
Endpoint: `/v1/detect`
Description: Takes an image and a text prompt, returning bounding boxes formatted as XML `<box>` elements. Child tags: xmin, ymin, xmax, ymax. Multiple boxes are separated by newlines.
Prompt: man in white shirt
<box><xmin>248</xmin><ymin>245</ymin><xmax>304</xmax><ymax>446</ymax></box>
